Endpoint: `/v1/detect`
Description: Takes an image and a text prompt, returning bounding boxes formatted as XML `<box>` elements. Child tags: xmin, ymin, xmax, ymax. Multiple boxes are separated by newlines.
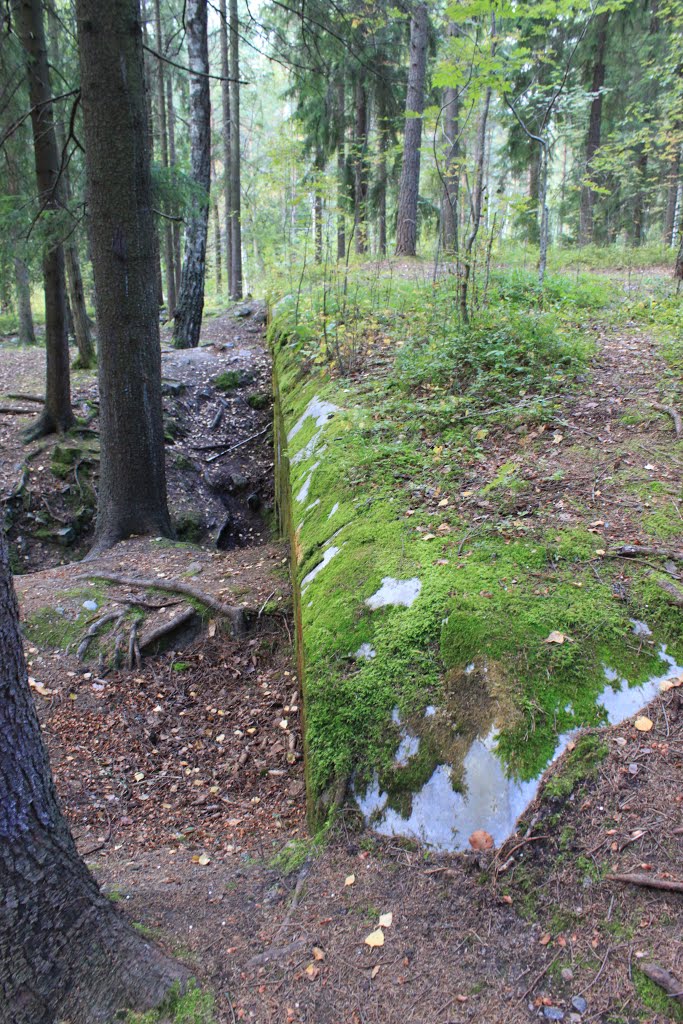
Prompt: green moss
<box><xmin>213</xmin><ymin>370</ymin><xmax>241</xmax><ymax>391</ymax></box>
<box><xmin>124</xmin><ymin>981</ymin><xmax>216</xmax><ymax>1024</ymax></box>
<box><xmin>634</xmin><ymin>968</ymin><xmax>683</xmax><ymax>1021</ymax></box>
<box><xmin>173</xmin><ymin>512</ymin><xmax>204</xmax><ymax>544</ymax></box>
<box><xmin>270</xmin><ymin>266</ymin><xmax>682</xmax><ymax>826</ymax></box>
<box><xmin>247</xmin><ymin>392</ymin><xmax>269</xmax><ymax>410</ymax></box>
<box><xmin>543</xmin><ymin>734</ymin><xmax>608</xmax><ymax>801</ymax></box>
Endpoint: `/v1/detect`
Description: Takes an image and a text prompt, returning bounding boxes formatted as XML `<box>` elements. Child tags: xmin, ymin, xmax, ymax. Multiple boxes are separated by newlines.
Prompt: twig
<box><xmin>610</xmin><ymin>544</ymin><xmax>683</xmax><ymax>560</ymax></box>
<box><xmin>606</xmin><ymin>873</ymin><xmax>683</xmax><ymax>894</ymax></box>
<box><xmin>77</xmin><ymin>572</ymin><xmax>247</xmax><ymax>634</ymax></box>
<box><xmin>258</xmin><ymin>590</ymin><xmax>276</xmax><ymax>617</ymax></box>
<box><xmin>76</xmin><ymin>610</ymin><xmax>122</xmax><ymax>661</ymax></box>
<box><xmin>205</xmin><ymin>425</ymin><xmax>271</xmax><ymax>463</ymax></box>
<box><xmin>651</xmin><ymin>402</ymin><xmax>683</xmax><ymax>437</ymax></box>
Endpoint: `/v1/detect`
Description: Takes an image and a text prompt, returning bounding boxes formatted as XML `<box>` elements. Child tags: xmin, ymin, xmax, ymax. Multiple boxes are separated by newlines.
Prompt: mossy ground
<box><xmin>270</xmin><ymin>262</ymin><xmax>683</xmax><ymax>825</ymax></box>
<box><xmin>124</xmin><ymin>982</ymin><xmax>216</xmax><ymax>1024</ymax></box>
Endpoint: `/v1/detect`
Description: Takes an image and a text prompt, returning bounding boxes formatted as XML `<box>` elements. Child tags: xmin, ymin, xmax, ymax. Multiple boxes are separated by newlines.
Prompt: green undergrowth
<box><xmin>270</xmin><ymin>263</ymin><xmax>683</xmax><ymax>824</ymax></box>
<box><xmin>124</xmin><ymin>981</ymin><xmax>216</xmax><ymax>1024</ymax></box>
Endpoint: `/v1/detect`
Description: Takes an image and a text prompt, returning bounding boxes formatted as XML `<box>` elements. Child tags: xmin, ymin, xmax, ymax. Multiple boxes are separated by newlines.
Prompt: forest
<box><xmin>2</xmin><ymin>0</ymin><xmax>683</xmax><ymax>1022</ymax></box>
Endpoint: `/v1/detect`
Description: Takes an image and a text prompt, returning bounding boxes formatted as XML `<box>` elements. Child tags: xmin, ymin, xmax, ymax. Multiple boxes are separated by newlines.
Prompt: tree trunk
<box><xmin>633</xmin><ymin>148</ymin><xmax>648</xmax><ymax>246</ymax></box>
<box><xmin>219</xmin><ymin>0</ymin><xmax>233</xmax><ymax>296</ymax></box>
<box><xmin>378</xmin><ymin>121</ymin><xmax>388</xmax><ymax>256</ymax></box>
<box><xmin>336</xmin><ymin>79</ymin><xmax>346</xmax><ymax>261</ymax></box>
<box><xmin>579</xmin><ymin>12</ymin><xmax>608</xmax><ymax>246</ymax></box>
<box><xmin>0</xmin><ymin>531</ymin><xmax>186</xmax><ymax>1024</ymax></box>
<box><xmin>141</xmin><ymin>2</ymin><xmax>164</xmax><ymax>309</ymax></box>
<box><xmin>13</xmin><ymin>258</ymin><xmax>36</xmax><ymax>346</ymax></box>
<box><xmin>172</xmin><ymin>0</ymin><xmax>211</xmax><ymax>348</ymax></box>
<box><xmin>314</xmin><ymin>149</ymin><xmax>324</xmax><ymax>263</ymax></box>
<box><xmin>664</xmin><ymin>143</ymin><xmax>681</xmax><ymax>246</ymax></box>
<box><xmin>441</xmin><ymin>24</ymin><xmax>460</xmax><ymax>256</ymax></box>
<box><xmin>214</xmin><ymin>198</ymin><xmax>222</xmax><ymax>291</ymax></box>
<box><xmin>460</xmin><ymin>86</ymin><xmax>492</xmax><ymax>321</ymax></box>
<box><xmin>47</xmin><ymin>1</ymin><xmax>96</xmax><ymax>369</ymax></box>
<box><xmin>395</xmin><ymin>3</ymin><xmax>429</xmax><ymax>256</ymax></box>
<box><xmin>353</xmin><ymin>79</ymin><xmax>369</xmax><ymax>255</ymax></box>
<box><xmin>527</xmin><ymin>140</ymin><xmax>540</xmax><ymax>244</ymax></box>
<box><xmin>65</xmin><ymin>246</ymin><xmax>96</xmax><ymax>368</ymax></box>
<box><xmin>12</xmin><ymin>0</ymin><xmax>74</xmax><ymax>440</ymax></box>
<box><xmin>229</xmin><ymin>0</ymin><xmax>243</xmax><ymax>299</ymax></box>
<box><xmin>165</xmin><ymin>73</ymin><xmax>182</xmax><ymax>301</ymax></box>
<box><xmin>77</xmin><ymin>0</ymin><xmax>172</xmax><ymax>551</ymax></box>
<box><xmin>154</xmin><ymin>0</ymin><xmax>177</xmax><ymax>316</ymax></box>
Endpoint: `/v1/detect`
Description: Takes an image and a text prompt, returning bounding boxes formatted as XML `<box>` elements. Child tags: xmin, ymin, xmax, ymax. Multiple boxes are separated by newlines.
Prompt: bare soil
<box><xmin>3</xmin><ymin>301</ymin><xmax>683</xmax><ymax>1023</ymax></box>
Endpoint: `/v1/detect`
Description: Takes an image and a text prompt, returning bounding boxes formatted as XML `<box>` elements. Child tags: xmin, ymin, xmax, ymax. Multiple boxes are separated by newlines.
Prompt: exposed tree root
<box><xmin>76</xmin><ymin>610</ymin><xmax>124</xmax><ymax>661</ymax></box>
<box><xmin>139</xmin><ymin>606</ymin><xmax>197</xmax><ymax>654</ymax></box>
<box><xmin>641</xmin><ymin>963</ymin><xmax>683</xmax><ymax>1004</ymax></box>
<box><xmin>78</xmin><ymin>571</ymin><xmax>247</xmax><ymax>634</ymax></box>
<box><xmin>651</xmin><ymin>401</ymin><xmax>683</xmax><ymax>437</ymax></box>
<box><xmin>0</xmin><ymin>407</ymin><xmax>35</xmax><ymax>416</ymax></box>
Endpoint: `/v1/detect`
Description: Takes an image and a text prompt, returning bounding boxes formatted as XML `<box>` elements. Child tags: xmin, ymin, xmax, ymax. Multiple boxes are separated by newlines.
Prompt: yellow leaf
<box><xmin>304</xmin><ymin>963</ymin><xmax>320</xmax><ymax>981</ymax></box>
<box><xmin>193</xmin><ymin>853</ymin><xmax>211</xmax><ymax>866</ymax></box>
<box><xmin>364</xmin><ymin>928</ymin><xmax>384</xmax><ymax>948</ymax></box>
<box><xmin>208</xmin><ymin>620</ymin><xmax>217</xmax><ymax>638</ymax></box>
<box><xmin>29</xmin><ymin>678</ymin><xmax>57</xmax><ymax>696</ymax></box>
<box><xmin>543</xmin><ymin>631</ymin><xmax>572</xmax><ymax>644</ymax></box>
<box><xmin>438</xmin><ymin>498</ymin><xmax>449</xmax><ymax>507</ymax></box>
<box><xmin>422</xmin><ymin>533</ymin><xmax>436</xmax><ymax>541</ymax></box>
<box><xmin>379</xmin><ymin>912</ymin><xmax>393</xmax><ymax>928</ymax></box>
<box><xmin>134</xmin><ymin>772</ymin><xmax>145</xmax><ymax>782</ymax></box>
<box><xmin>371</xmin><ymin>965</ymin><xmax>380</xmax><ymax>979</ymax></box>
<box><xmin>312</xmin><ymin>946</ymin><xmax>325</xmax><ymax>961</ymax></box>
<box><xmin>634</xmin><ymin>716</ymin><xmax>653</xmax><ymax>732</ymax></box>
<box><xmin>345</xmin><ymin>874</ymin><xmax>355</xmax><ymax>887</ymax></box>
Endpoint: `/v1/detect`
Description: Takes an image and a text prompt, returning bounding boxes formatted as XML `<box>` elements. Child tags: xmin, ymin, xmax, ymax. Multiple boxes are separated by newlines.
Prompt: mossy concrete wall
<box><xmin>269</xmin><ymin>303</ymin><xmax>683</xmax><ymax>840</ymax></box>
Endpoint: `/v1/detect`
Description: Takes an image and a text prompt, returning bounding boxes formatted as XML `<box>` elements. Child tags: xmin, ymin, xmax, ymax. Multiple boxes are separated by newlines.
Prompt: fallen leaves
<box><xmin>28</xmin><ymin>678</ymin><xmax>57</xmax><ymax>696</ymax></box>
<box><xmin>192</xmin><ymin>853</ymin><xmax>211</xmax><ymax>866</ymax></box>
<box><xmin>345</xmin><ymin>874</ymin><xmax>355</xmax><ymax>887</ymax></box>
<box><xmin>543</xmin><ymin>631</ymin><xmax>572</xmax><ymax>645</ymax></box>
<box><xmin>634</xmin><ymin>716</ymin><xmax>653</xmax><ymax>732</ymax></box>
<box><xmin>364</xmin><ymin>928</ymin><xmax>385</xmax><ymax>948</ymax></box>
<box><xmin>379</xmin><ymin>912</ymin><xmax>393</xmax><ymax>928</ymax></box>
<box><xmin>469</xmin><ymin>829</ymin><xmax>494</xmax><ymax>852</ymax></box>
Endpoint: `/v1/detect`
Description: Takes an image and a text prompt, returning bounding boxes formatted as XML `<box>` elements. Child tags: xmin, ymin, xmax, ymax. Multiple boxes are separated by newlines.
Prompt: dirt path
<box><xmin>5</xmin><ymin>306</ymin><xmax>683</xmax><ymax>1023</ymax></box>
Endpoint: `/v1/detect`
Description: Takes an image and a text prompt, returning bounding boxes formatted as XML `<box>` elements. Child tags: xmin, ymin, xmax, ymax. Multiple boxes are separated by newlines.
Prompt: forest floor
<box><xmin>2</xmin><ymin>280</ymin><xmax>683</xmax><ymax>1024</ymax></box>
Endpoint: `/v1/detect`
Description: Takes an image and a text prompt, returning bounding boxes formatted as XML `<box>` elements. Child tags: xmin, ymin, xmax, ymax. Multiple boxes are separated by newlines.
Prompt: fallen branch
<box><xmin>205</xmin><ymin>425</ymin><xmax>271</xmax><ymax>464</ymax></box>
<box><xmin>138</xmin><ymin>606</ymin><xmax>197</xmax><ymax>653</ymax></box>
<box><xmin>606</xmin><ymin>873</ymin><xmax>683</xmax><ymax>894</ymax></box>
<box><xmin>0</xmin><ymin>406</ymin><xmax>35</xmax><ymax>415</ymax></box>
<box><xmin>6</xmin><ymin>393</ymin><xmax>45</xmax><ymax>404</ymax></box>
<box><xmin>654</xmin><ymin>578</ymin><xmax>683</xmax><ymax>608</ymax></box>
<box><xmin>245</xmin><ymin>938</ymin><xmax>308</xmax><ymax>969</ymax></box>
<box><xmin>641</xmin><ymin>963</ymin><xmax>683</xmax><ymax>1004</ymax></box>
<box><xmin>78</xmin><ymin>571</ymin><xmax>246</xmax><ymax>634</ymax></box>
<box><xmin>609</xmin><ymin>544</ymin><xmax>683</xmax><ymax>560</ymax></box>
<box><xmin>651</xmin><ymin>402</ymin><xmax>683</xmax><ymax>437</ymax></box>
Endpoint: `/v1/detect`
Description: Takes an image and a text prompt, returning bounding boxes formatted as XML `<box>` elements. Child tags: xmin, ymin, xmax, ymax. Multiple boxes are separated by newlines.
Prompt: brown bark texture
<box><xmin>395</xmin><ymin>3</ymin><xmax>429</xmax><ymax>256</ymax></box>
<box><xmin>0</xmin><ymin>531</ymin><xmax>185</xmax><ymax>1024</ymax></box>
<box><xmin>578</xmin><ymin>12</ymin><xmax>608</xmax><ymax>245</ymax></box>
<box><xmin>229</xmin><ymin>0</ymin><xmax>243</xmax><ymax>299</ymax></box>
<box><xmin>441</xmin><ymin>21</ymin><xmax>460</xmax><ymax>254</ymax></box>
<box><xmin>154</xmin><ymin>0</ymin><xmax>177</xmax><ymax>316</ymax></box>
<box><xmin>12</xmin><ymin>0</ymin><xmax>74</xmax><ymax>439</ymax></box>
<box><xmin>353</xmin><ymin>79</ymin><xmax>369</xmax><ymax>254</ymax></box>
<box><xmin>219</xmin><ymin>0</ymin><xmax>233</xmax><ymax>295</ymax></box>
<box><xmin>77</xmin><ymin>0</ymin><xmax>172</xmax><ymax>550</ymax></box>
<box><xmin>173</xmin><ymin>0</ymin><xmax>211</xmax><ymax>347</ymax></box>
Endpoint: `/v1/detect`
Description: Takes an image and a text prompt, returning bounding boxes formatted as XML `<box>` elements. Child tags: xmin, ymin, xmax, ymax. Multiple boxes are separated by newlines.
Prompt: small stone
<box><xmin>543</xmin><ymin>1008</ymin><xmax>564</xmax><ymax>1021</ymax></box>
<box><xmin>83</xmin><ymin>600</ymin><xmax>98</xmax><ymax>611</ymax></box>
<box><xmin>571</xmin><ymin>996</ymin><xmax>587</xmax><ymax>1014</ymax></box>
<box><xmin>561</xmin><ymin>968</ymin><xmax>574</xmax><ymax>982</ymax></box>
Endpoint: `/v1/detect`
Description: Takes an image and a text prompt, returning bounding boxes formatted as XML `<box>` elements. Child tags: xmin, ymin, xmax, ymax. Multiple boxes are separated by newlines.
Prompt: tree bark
<box><xmin>336</xmin><ymin>78</ymin><xmax>346</xmax><ymax>261</ymax></box>
<box><xmin>77</xmin><ymin>0</ymin><xmax>172</xmax><ymax>551</ymax></box>
<box><xmin>314</xmin><ymin>149</ymin><xmax>324</xmax><ymax>263</ymax></box>
<box><xmin>229</xmin><ymin>0</ymin><xmax>243</xmax><ymax>299</ymax></box>
<box><xmin>353</xmin><ymin>79</ymin><xmax>369</xmax><ymax>255</ymax></box>
<box><xmin>664</xmin><ymin>145</ymin><xmax>680</xmax><ymax>246</ymax></box>
<box><xmin>172</xmin><ymin>0</ymin><xmax>211</xmax><ymax>347</ymax></box>
<box><xmin>395</xmin><ymin>2</ymin><xmax>429</xmax><ymax>257</ymax></box>
<box><xmin>460</xmin><ymin>86</ymin><xmax>492</xmax><ymax>320</ymax></box>
<box><xmin>214</xmin><ymin>198</ymin><xmax>222</xmax><ymax>291</ymax></box>
<box><xmin>633</xmin><ymin>147</ymin><xmax>648</xmax><ymax>246</ymax></box>
<box><xmin>441</xmin><ymin>23</ymin><xmax>460</xmax><ymax>255</ymax></box>
<box><xmin>12</xmin><ymin>0</ymin><xmax>74</xmax><ymax>440</ymax></box>
<box><xmin>219</xmin><ymin>0</ymin><xmax>233</xmax><ymax>296</ymax></box>
<box><xmin>0</xmin><ymin>531</ymin><xmax>186</xmax><ymax>1024</ymax></box>
<box><xmin>141</xmin><ymin>1</ymin><xmax>164</xmax><ymax>309</ymax></box>
<box><xmin>578</xmin><ymin>12</ymin><xmax>608</xmax><ymax>246</ymax></box>
<box><xmin>166</xmin><ymin>72</ymin><xmax>182</xmax><ymax>301</ymax></box>
<box><xmin>13</xmin><ymin>258</ymin><xmax>36</xmax><ymax>346</ymax></box>
<box><xmin>154</xmin><ymin>0</ymin><xmax>177</xmax><ymax>316</ymax></box>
